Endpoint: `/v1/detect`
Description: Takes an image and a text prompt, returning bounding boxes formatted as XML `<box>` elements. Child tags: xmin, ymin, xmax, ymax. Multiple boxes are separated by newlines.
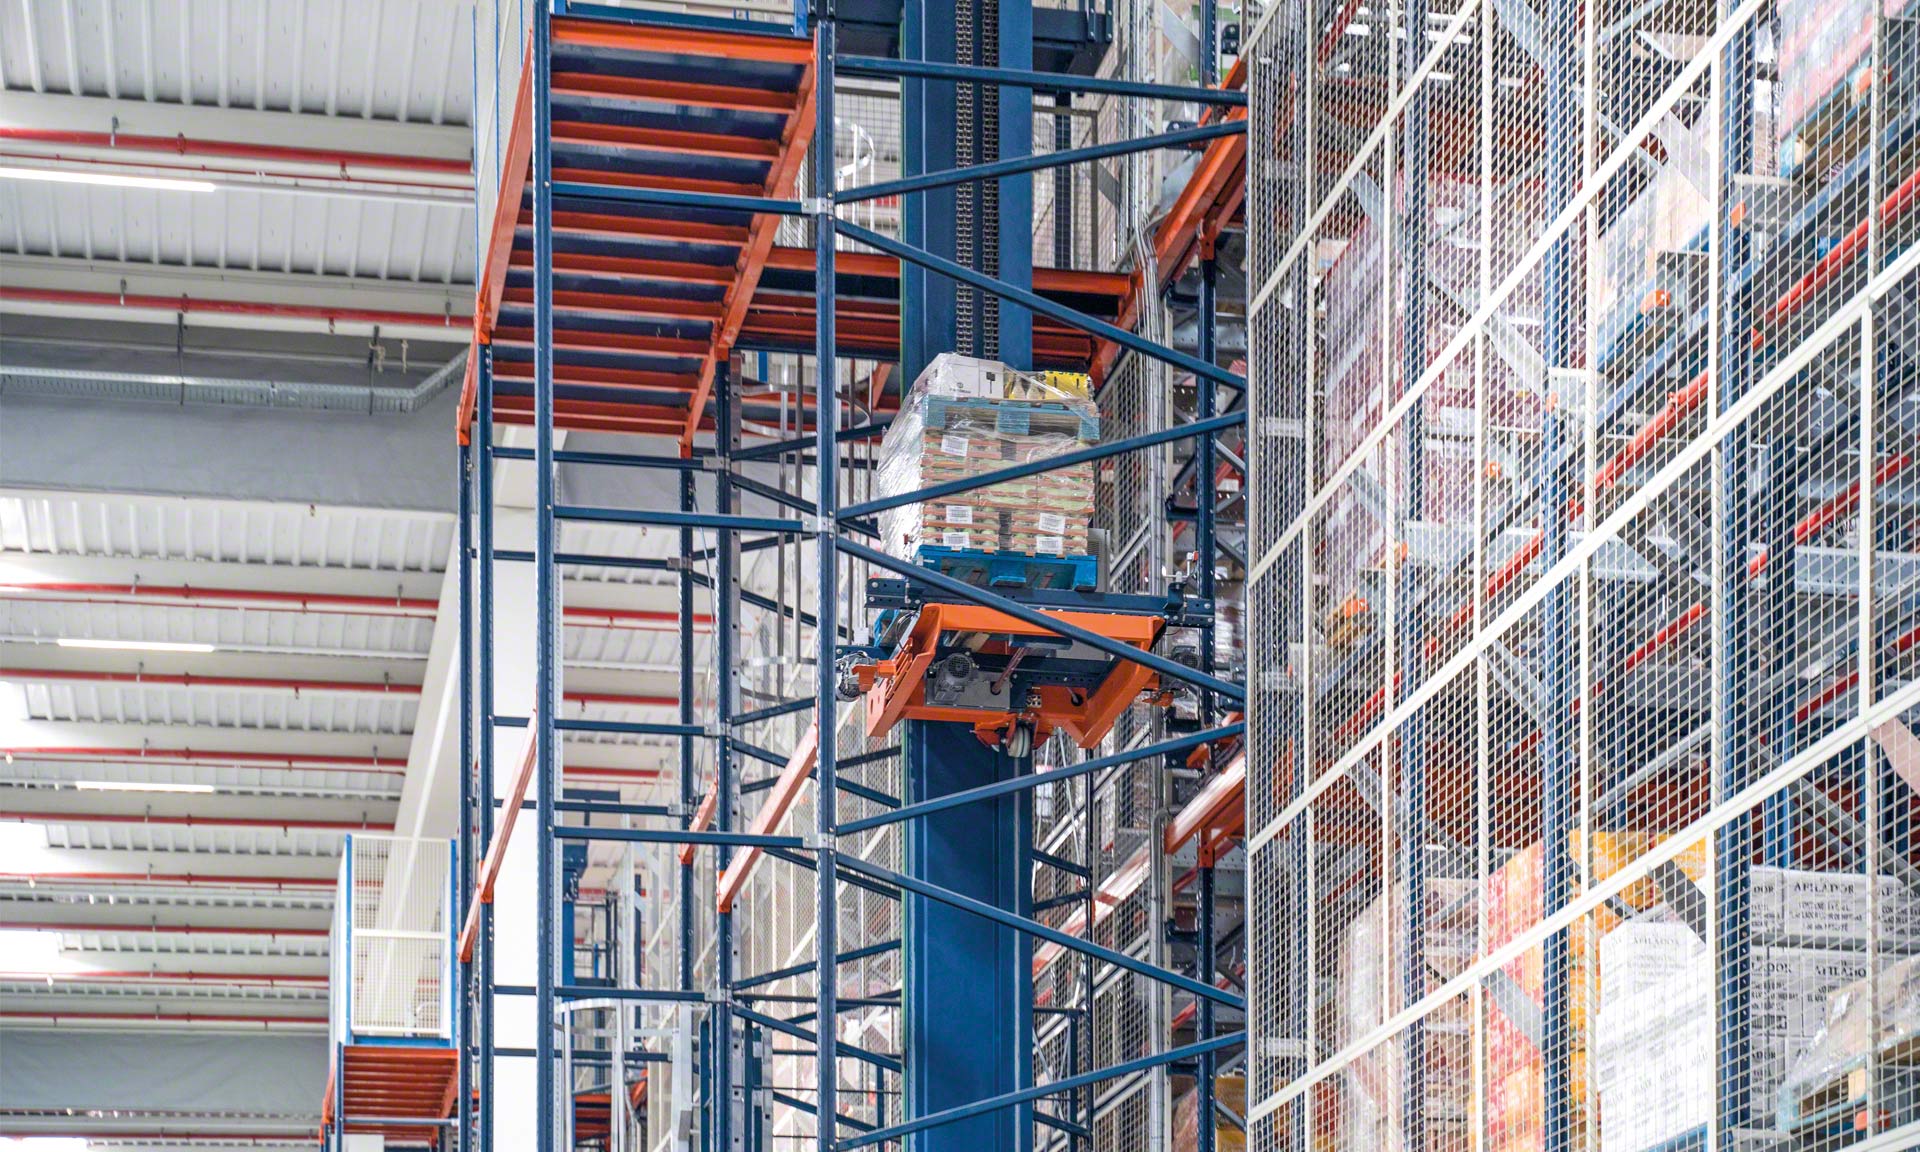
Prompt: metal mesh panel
<box><xmin>1032</xmin><ymin>100</ymin><xmax>1101</xmax><ymax>271</ymax></box>
<box><xmin>344</xmin><ymin>834</ymin><xmax>452</xmax><ymax>1038</ymax></box>
<box><xmin>1245</xmin><ymin>0</ymin><xmax>1920</xmax><ymax>1148</ymax></box>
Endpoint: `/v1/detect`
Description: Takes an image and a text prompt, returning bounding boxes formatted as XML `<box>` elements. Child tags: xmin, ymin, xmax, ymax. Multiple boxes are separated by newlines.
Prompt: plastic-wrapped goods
<box><xmin>1172</xmin><ymin>1074</ymin><xmax>1247</xmax><ymax>1152</ymax></box>
<box><xmin>1778</xmin><ymin>952</ymin><xmax>1920</xmax><ymax>1128</ymax></box>
<box><xmin>874</xmin><ymin>354</ymin><xmax>1099</xmax><ymax>562</ymax></box>
<box><xmin>1595</xmin><ymin>136</ymin><xmax>1713</xmax><ymax>357</ymax></box>
<box><xmin>1335</xmin><ymin>880</ymin><xmax>1477</xmax><ymax>1151</ymax></box>
<box><xmin>1592</xmin><ymin>915</ymin><xmax>1878</xmax><ymax>1148</ymax></box>
<box><xmin>1776</xmin><ymin>0</ymin><xmax>1910</xmax><ymax>175</ymax></box>
<box><xmin>1481</xmin><ymin>833</ymin><xmax>1715</xmax><ymax>1152</ymax></box>
<box><xmin>1593</xmin><ymin>81</ymin><xmax>1789</xmax><ymax>354</ymax></box>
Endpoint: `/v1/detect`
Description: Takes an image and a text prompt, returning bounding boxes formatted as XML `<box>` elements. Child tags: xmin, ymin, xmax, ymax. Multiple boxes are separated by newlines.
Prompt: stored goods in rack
<box><xmin>876</xmin><ymin>353</ymin><xmax>1102</xmax><ymax>573</ymax></box>
<box><xmin>1779</xmin><ymin>953</ymin><xmax>1920</xmax><ymax>1131</ymax></box>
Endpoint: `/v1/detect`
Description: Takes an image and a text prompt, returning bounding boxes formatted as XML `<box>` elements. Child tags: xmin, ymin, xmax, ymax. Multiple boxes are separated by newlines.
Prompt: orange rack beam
<box><xmin>715</xmin><ymin>721</ymin><xmax>819</xmax><ymax>914</ymax></box>
<box><xmin>1092</xmin><ymin>58</ymin><xmax>1248</xmax><ymax>384</ymax></box>
<box><xmin>458</xmin><ymin>714</ymin><xmax>536</xmax><ymax>964</ymax></box>
<box><xmin>1164</xmin><ymin>750</ymin><xmax>1246</xmax><ymax>868</ymax></box>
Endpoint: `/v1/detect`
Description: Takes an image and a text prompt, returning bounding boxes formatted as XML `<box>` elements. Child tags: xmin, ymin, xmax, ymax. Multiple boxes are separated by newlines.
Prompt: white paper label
<box><xmin>944</xmin><ymin>504</ymin><xmax>974</xmax><ymax>525</ymax></box>
<box><xmin>1035</xmin><ymin>535</ymin><xmax>1066</xmax><ymax>555</ymax></box>
<box><xmin>1036</xmin><ymin>512</ymin><xmax>1067</xmax><ymax>534</ymax></box>
<box><xmin>941</xmin><ymin>530</ymin><xmax>971</xmax><ymax>549</ymax></box>
<box><xmin>941</xmin><ymin>434</ymin><xmax>969</xmax><ymax>457</ymax></box>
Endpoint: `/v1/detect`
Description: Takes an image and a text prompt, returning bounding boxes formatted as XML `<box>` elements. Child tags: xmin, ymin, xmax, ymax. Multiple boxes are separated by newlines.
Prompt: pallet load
<box><xmin>875</xmin><ymin>353</ymin><xmax>1100</xmax><ymax>588</ymax></box>
<box><xmin>1778</xmin><ymin>952</ymin><xmax>1920</xmax><ymax>1130</ymax></box>
<box><xmin>1481</xmin><ymin>833</ymin><xmax>1714</xmax><ymax>1152</ymax></box>
<box><xmin>1775</xmin><ymin>0</ymin><xmax>1912</xmax><ymax>184</ymax></box>
<box><xmin>1334</xmin><ymin>879</ymin><xmax>1477</xmax><ymax>1151</ymax></box>
<box><xmin>1172</xmin><ymin>1073</ymin><xmax>1247</xmax><ymax>1152</ymax></box>
<box><xmin>1594</xmin><ymin>121</ymin><xmax>1712</xmax><ymax>362</ymax></box>
<box><xmin>1592</xmin><ymin>867</ymin><xmax>1920</xmax><ymax>1151</ymax></box>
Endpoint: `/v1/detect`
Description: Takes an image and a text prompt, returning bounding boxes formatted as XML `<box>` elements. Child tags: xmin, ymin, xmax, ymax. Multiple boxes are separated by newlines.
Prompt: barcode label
<box><xmin>941</xmin><ymin>530</ymin><xmax>971</xmax><ymax>549</ymax></box>
<box><xmin>945</xmin><ymin>504</ymin><xmax>974</xmax><ymax>525</ymax></box>
<box><xmin>941</xmin><ymin>434</ymin><xmax>969</xmax><ymax>457</ymax></box>
<box><xmin>1036</xmin><ymin>512</ymin><xmax>1066</xmax><ymax>533</ymax></box>
<box><xmin>1035</xmin><ymin>535</ymin><xmax>1065</xmax><ymax>555</ymax></box>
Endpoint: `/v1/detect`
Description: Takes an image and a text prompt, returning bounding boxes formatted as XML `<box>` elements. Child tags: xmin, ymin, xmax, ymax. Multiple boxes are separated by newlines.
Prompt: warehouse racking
<box><xmin>418</xmin><ymin>3</ymin><xmax>1255</xmax><ymax>1152</ymax></box>
<box><xmin>1244</xmin><ymin>1</ymin><xmax>1919</xmax><ymax>1151</ymax></box>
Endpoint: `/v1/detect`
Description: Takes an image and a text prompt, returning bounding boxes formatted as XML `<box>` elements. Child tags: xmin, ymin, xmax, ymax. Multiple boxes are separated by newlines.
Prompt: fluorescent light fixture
<box><xmin>1</xmin><ymin>1135</ymin><xmax>89</xmax><ymax>1152</ymax></box>
<box><xmin>56</xmin><ymin>638</ymin><xmax>216</xmax><ymax>654</ymax></box>
<box><xmin>0</xmin><ymin>165</ymin><xmax>216</xmax><ymax>193</ymax></box>
<box><xmin>74</xmin><ymin>780</ymin><xmax>217</xmax><ymax>795</ymax></box>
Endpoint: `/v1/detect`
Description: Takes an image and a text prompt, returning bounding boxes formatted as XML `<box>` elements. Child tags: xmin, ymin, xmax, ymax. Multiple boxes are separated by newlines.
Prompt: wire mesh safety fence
<box><xmin>1244</xmin><ymin>0</ymin><xmax>1920</xmax><ymax>1150</ymax></box>
<box><xmin>341</xmin><ymin>834</ymin><xmax>454</xmax><ymax>1039</ymax></box>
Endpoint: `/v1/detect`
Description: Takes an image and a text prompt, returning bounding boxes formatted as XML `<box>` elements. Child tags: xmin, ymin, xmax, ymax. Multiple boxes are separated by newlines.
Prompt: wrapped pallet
<box><xmin>1483</xmin><ymin>833</ymin><xmax>1714</xmax><ymax>1152</ymax></box>
<box><xmin>1172</xmin><ymin>1074</ymin><xmax>1247</xmax><ymax>1152</ymax></box>
<box><xmin>1316</xmin><ymin>177</ymin><xmax>1544</xmax><ymax>615</ymax></box>
<box><xmin>1334</xmin><ymin>879</ymin><xmax>1477</xmax><ymax>1151</ymax></box>
<box><xmin>1778</xmin><ymin>952</ymin><xmax>1920</xmax><ymax>1129</ymax></box>
<box><xmin>874</xmin><ymin>354</ymin><xmax>1099</xmax><ymax>565</ymax></box>
<box><xmin>1594</xmin><ymin>904</ymin><xmax>1905</xmax><ymax>1148</ymax></box>
<box><xmin>1776</xmin><ymin>0</ymin><xmax>1911</xmax><ymax>179</ymax></box>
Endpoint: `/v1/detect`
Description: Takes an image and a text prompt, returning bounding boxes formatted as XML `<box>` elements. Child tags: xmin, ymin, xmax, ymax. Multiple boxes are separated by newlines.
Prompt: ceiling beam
<box><xmin>0</xmin><ymin>908</ymin><xmax>329</xmax><ymax>937</ymax></box>
<box><xmin>0</xmin><ymin>548</ymin><xmax>689</xmax><ymax>623</ymax></box>
<box><xmin>0</xmin><ymin>842</ymin><xmax>337</xmax><ymax>886</ymax></box>
<box><xmin>0</xmin><ymin>90</ymin><xmax>472</xmax><ymax>180</ymax></box>
<box><xmin>0</xmin><ymin>253</ymin><xmax>471</xmax><ymax>341</ymax></box>
<box><xmin>0</xmin><ymin>550</ymin><xmax>446</xmax><ymax>605</ymax></box>
<box><xmin>1</xmin><ymin>719</ymin><xmax>414</xmax><ymax>762</ymax></box>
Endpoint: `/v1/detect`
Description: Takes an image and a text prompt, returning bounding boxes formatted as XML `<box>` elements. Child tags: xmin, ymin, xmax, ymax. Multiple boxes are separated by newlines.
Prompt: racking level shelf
<box><xmin>323</xmin><ymin>1042</ymin><xmax>459</xmax><ymax>1147</ymax></box>
<box><xmin>454</xmin><ymin>9</ymin><xmax>1150</xmax><ymax>448</ymax></box>
<box><xmin>467</xmin><ymin>16</ymin><xmax>818</xmax><ymax>448</ymax></box>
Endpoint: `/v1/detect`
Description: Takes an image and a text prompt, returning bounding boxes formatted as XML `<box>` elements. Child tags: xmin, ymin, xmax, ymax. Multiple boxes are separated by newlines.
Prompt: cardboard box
<box><xmin>875</xmin><ymin>356</ymin><xmax>1099</xmax><ymax>563</ymax></box>
<box><xmin>1750</xmin><ymin>865</ymin><xmax>1920</xmax><ymax>944</ymax></box>
<box><xmin>1594</xmin><ymin>915</ymin><xmax>1888</xmax><ymax>1143</ymax></box>
<box><xmin>920</xmin><ymin>352</ymin><xmax>1007</xmax><ymax>400</ymax></box>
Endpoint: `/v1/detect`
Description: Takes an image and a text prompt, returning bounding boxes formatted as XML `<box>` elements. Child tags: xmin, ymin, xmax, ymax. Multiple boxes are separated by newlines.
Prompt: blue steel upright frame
<box><xmin>458</xmin><ymin>4</ymin><xmax>1250</xmax><ymax>1152</ymax></box>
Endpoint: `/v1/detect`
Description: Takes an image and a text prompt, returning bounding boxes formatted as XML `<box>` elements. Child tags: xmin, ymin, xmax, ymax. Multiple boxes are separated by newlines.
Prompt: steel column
<box><xmin>812</xmin><ymin>12</ymin><xmax>842</xmax><ymax>1152</ymax></box>
<box><xmin>1397</xmin><ymin>0</ymin><xmax>1430</xmax><ymax>1144</ymax></box>
<box><xmin>1714</xmin><ymin>0</ymin><xmax>1759</xmax><ymax>1137</ymax></box>
<box><xmin>477</xmin><ymin>346</ymin><xmax>497</xmax><ymax>1152</ymax></box>
<box><xmin>715</xmin><ymin>362</ymin><xmax>740</xmax><ymax>1152</ymax></box>
<box><xmin>458</xmin><ymin>437</ymin><xmax>475</xmax><ymax>1152</ymax></box>
<box><xmin>901</xmin><ymin>724</ymin><xmax>1024</xmax><ymax>1152</ymax></box>
<box><xmin>680</xmin><ymin>468</ymin><xmax>698</xmax><ymax>1003</ymax></box>
<box><xmin>531</xmin><ymin>6</ymin><xmax>559</xmax><ymax>1151</ymax></box>
<box><xmin>1539</xmin><ymin>0</ymin><xmax>1578</xmax><ymax>1141</ymax></box>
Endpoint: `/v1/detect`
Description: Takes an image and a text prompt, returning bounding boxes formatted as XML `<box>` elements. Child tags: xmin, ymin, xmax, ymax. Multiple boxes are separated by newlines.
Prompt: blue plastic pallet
<box><xmin>912</xmin><ymin>545</ymin><xmax>1099</xmax><ymax>591</ymax></box>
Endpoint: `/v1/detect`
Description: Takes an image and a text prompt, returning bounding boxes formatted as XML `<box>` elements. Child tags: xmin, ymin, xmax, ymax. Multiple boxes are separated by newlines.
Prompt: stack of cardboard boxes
<box><xmin>1592</xmin><ymin>866</ymin><xmax>1919</xmax><ymax>1151</ymax></box>
<box><xmin>875</xmin><ymin>354</ymin><xmax>1099</xmax><ymax>563</ymax></box>
<box><xmin>1335</xmin><ymin>880</ymin><xmax>1477</xmax><ymax>1151</ymax></box>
